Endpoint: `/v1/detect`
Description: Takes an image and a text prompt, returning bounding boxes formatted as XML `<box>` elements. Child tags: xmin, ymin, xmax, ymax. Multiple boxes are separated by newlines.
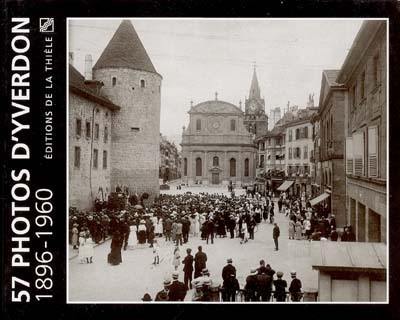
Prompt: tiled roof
<box><xmin>69</xmin><ymin>64</ymin><xmax>120</xmax><ymax>111</ymax></box>
<box><xmin>93</xmin><ymin>20</ymin><xmax>158</xmax><ymax>75</ymax></box>
<box><xmin>189</xmin><ymin>100</ymin><xmax>243</xmax><ymax>114</ymax></box>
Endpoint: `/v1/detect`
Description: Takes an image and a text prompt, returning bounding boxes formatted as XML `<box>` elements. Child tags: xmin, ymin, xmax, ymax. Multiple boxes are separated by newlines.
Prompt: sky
<box><xmin>69</xmin><ymin>18</ymin><xmax>363</xmax><ymax>146</ymax></box>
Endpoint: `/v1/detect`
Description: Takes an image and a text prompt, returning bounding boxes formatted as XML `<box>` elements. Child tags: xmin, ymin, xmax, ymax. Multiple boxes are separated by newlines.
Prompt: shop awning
<box><xmin>277</xmin><ymin>180</ymin><xmax>294</xmax><ymax>191</ymax></box>
<box><xmin>309</xmin><ymin>192</ymin><xmax>330</xmax><ymax>206</ymax></box>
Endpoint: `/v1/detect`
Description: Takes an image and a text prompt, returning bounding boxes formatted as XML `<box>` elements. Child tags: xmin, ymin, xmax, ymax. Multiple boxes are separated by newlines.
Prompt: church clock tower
<box><xmin>244</xmin><ymin>67</ymin><xmax>268</xmax><ymax>137</ymax></box>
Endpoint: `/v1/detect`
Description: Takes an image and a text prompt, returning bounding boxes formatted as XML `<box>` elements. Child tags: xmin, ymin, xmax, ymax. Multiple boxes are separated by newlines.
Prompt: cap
<box><xmin>195</xmin><ymin>282</ymin><xmax>203</xmax><ymax>289</ymax></box>
<box><xmin>250</xmin><ymin>269</ymin><xmax>258</xmax><ymax>275</ymax></box>
<box><xmin>163</xmin><ymin>279</ymin><xmax>172</xmax><ymax>286</ymax></box>
<box><xmin>203</xmin><ymin>279</ymin><xmax>211</xmax><ymax>285</ymax></box>
<box><xmin>202</xmin><ymin>268</ymin><xmax>209</xmax><ymax>274</ymax></box>
<box><xmin>172</xmin><ymin>271</ymin><xmax>179</xmax><ymax>279</ymax></box>
<box><xmin>277</xmin><ymin>271</ymin><xmax>284</xmax><ymax>277</ymax></box>
<box><xmin>227</xmin><ymin>258</ymin><xmax>232</xmax><ymax>263</ymax></box>
<box><xmin>290</xmin><ymin>270</ymin><xmax>296</xmax><ymax>276</ymax></box>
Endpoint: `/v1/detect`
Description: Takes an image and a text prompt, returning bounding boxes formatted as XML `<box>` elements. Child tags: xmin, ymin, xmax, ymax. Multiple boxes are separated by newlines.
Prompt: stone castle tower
<box><xmin>244</xmin><ymin>67</ymin><xmax>268</xmax><ymax>137</ymax></box>
<box><xmin>93</xmin><ymin>20</ymin><xmax>162</xmax><ymax>197</ymax></box>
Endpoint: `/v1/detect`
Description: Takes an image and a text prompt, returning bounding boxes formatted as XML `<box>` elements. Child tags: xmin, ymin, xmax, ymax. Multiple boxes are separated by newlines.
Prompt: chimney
<box><xmin>84</xmin><ymin>54</ymin><xmax>93</xmax><ymax>80</ymax></box>
<box><xmin>69</xmin><ymin>52</ymin><xmax>74</xmax><ymax>66</ymax></box>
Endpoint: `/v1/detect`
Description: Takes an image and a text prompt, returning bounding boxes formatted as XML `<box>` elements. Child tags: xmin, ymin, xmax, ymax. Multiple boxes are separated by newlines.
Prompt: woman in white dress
<box><xmin>189</xmin><ymin>215</ymin><xmax>195</xmax><ymax>236</ymax></box>
<box><xmin>78</xmin><ymin>230</ymin><xmax>94</xmax><ymax>263</ymax></box>
<box><xmin>127</xmin><ymin>224</ymin><xmax>138</xmax><ymax>248</ymax></box>
<box><xmin>194</xmin><ymin>213</ymin><xmax>200</xmax><ymax>237</ymax></box>
<box><xmin>155</xmin><ymin>217</ymin><xmax>163</xmax><ymax>237</ymax></box>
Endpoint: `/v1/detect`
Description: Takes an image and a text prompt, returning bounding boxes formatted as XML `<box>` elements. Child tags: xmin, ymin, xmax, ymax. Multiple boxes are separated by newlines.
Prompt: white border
<box><xmin>66</xmin><ymin>17</ymin><xmax>389</xmax><ymax>304</ymax></box>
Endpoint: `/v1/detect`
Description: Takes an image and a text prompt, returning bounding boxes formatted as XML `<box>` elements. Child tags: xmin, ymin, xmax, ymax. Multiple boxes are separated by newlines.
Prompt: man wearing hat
<box><xmin>244</xmin><ymin>269</ymin><xmax>258</xmax><ymax>301</ymax></box>
<box><xmin>273</xmin><ymin>222</ymin><xmax>280</xmax><ymax>251</ymax></box>
<box><xmin>155</xmin><ymin>279</ymin><xmax>171</xmax><ymax>301</ymax></box>
<box><xmin>168</xmin><ymin>271</ymin><xmax>187</xmax><ymax>301</ymax></box>
<box><xmin>194</xmin><ymin>246</ymin><xmax>207</xmax><ymax>278</ymax></box>
<box><xmin>182</xmin><ymin>248</ymin><xmax>194</xmax><ymax>290</ymax></box>
<box><xmin>289</xmin><ymin>271</ymin><xmax>302</xmax><ymax>302</ymax></box>
<box><xmin>191</xmin><ymin>282</ymin><xmax>204</xmax><ymax>301</ymax></box>
<box><xmin>222</xmin><ymin>258</ymin><xmax>236</xmax><ymax>283</ymax></box>
<box><xmin>273</xmin><ymin>271</ymin><xmax>287</xmax><ymax>301</ymax></box>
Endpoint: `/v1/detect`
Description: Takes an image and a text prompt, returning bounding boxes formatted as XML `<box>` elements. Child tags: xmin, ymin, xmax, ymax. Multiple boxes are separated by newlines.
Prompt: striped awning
<box><xmin>309</xmin><ymin>192</ymin><xmax>330</xmax><ymax>206</ymax></box>
<box><xmin>276</xmin><ymin>180</ymin><xmax>294</xmax><ymax>191</ymax></box>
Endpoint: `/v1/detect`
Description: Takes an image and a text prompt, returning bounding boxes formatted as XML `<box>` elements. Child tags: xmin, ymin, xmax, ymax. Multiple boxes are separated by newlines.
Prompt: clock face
<box><xmin>212</xmin><ymin>121</ymin><xmax>220</xmax><ymax>129</ymax></box>
<box><xmin>249</xmin><ymin>102</ymin><xmax>257</xmax><ymax>112</ymax></box>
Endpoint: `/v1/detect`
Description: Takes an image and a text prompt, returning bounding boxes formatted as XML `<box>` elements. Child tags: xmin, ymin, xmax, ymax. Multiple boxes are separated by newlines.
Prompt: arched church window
<box><xmin>184</xmin><ymin>158</ymin><xmax>188</xmax><ymax>176</ymax></box>
<box><xmin>196</xmin><ymin>119</ymin><xmax>201</xmax><ymax>131</ymax></box>
<box><xmin>244</xmin><ymin>158</ymin><xmax>249</xmax><ymax>177</ymax></box>
<box><xmin>140</xmin><ymin>79</ymin><xmax>146</xmax><ymax>88</ymax></box>
<box><xmin>196</xmin><ymin>157</ymin><xmax>202</xmax><ymax>176</ymax></box>
<box><xmin>213</xmin><ymin>156</ymin><xmax>219</xmax><ymax>166</ymax></box>
<box><xmin>230</xmin><ymin>119</ymin><xmax>236</xmax><ymax>131</ymax></box>
<box><xmin>112</xmin><ymin>77</ymin><xmax>116</xmax><ymax>86</ymax></box>
<box><xmin>230</xmin><ymin>158</ymin><xmax>236</xmax><ymax>177</ymax></box>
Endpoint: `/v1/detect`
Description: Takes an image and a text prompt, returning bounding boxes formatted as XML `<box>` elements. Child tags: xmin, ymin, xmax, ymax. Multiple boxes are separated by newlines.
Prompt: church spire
<box><xmin>249</xmin><ymin>65</ymin><xmax>261</xmax><ymax>100</ymax></box>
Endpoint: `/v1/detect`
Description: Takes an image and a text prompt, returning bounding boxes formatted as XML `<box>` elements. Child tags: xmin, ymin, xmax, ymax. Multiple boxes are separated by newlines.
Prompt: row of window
<box><xmin>288</xmin><ymin>146</ymin><xmax>309</xmax><ymax>160</ymax></box>
<box><xmin>346</xmin><ymin>126</ymin><xmax>379</xmax><ymax>178</ymax></box>
<box><xmin>349</xmin><ymin>51</ymin><xmax>381</xmax><ymax>112</ymax></box>
<box><xmin>112</xmin><ymin>76</ymin><xmax>146</xmax><ymax>88</ymax></box>
<box><xmin>288</xmin><ymin>126</ymin><xmax>309</xmax><ymax>142</ymax></box>
<box><xmin>183</xmin><ymin>157</ymin><xmax>249</xmax><ymax>177</ymax></box>
<box><xmin>74</xmin><ymin>147</ymin><xmax>108</xmax><ymax>170</ymax></box>
<box><xmin>258</xmin><ymin>137</ymin><xmax>283</xmax><ymax>150</ymax></box>
<box><xmin>76</xmin><ymin>119</ymin><xmax>109</xmax><ymax>143</ymax></box>
<box><xmin>259</xmin><ymin>154</ymin><xmax>285</xmax><ymax>166</ymax></box>
<box><xmin>287</xmin><ymin>165</ymin><xmax>310</xmax><ymax>175</ymax></box>
<box><xmin>195</xmin><ymin>119</ymin><xmax>236</xmax><ymax>131</ymax></box>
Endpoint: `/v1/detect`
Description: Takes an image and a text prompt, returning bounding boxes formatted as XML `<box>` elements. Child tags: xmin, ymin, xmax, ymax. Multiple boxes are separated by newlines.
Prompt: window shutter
<box><xmin>346</xmin><ymin>137</ymin><xmax>353</xmax><ymax>174</ymax></box>
<box><xmin>368</xmin><ymin>126</ymin><xmax>378</xmax><ymax>177</ymax></box>
<box><xmin>353</xmin><ymin>132</ymin><xmax>364</xmax><ymax>176</ymax></box>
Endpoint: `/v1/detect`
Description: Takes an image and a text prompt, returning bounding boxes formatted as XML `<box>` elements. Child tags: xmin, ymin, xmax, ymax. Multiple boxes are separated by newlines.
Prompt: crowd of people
<box><xmin>145</xmin><ymin>253</ymin><xmax>303</xmax><ymax>302</ymax></box>
<box><xmin>69</xmin><ymin>185</ymin><xmax>356</xmax><ymax>302</ymax></box>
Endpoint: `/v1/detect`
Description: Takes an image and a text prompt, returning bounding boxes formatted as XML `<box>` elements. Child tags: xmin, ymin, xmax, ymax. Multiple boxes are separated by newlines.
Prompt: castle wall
<box><xmin>94</xmin><ymin>68</ymin><xmax>162</xmax><ymax>198</ymax></box>
<box><xmin>69</xmin><ymin>93</ymin><xmax>112</xmax><ymax>210</ymax></box>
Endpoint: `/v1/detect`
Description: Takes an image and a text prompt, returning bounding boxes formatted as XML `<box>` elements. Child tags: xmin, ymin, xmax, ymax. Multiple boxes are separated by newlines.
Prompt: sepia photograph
<box><xmin>67</xmin><ymin>18</ymin><xmax>388</xmax><ymax>303</ymax></box>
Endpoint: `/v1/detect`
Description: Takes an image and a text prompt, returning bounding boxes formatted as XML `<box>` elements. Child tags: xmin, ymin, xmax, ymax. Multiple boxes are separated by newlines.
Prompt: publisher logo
<box><xmin>39</xmin><ymin>18</ymin><xmax>54</xmax><ymax>33</ymax></box>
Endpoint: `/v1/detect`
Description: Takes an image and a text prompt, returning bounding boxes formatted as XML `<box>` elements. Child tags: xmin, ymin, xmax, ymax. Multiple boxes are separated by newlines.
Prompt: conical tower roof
<box><xmin>93</xmin><ymin>20</ymin><xmax>158</xmax><ymax>74</ymax></box>
<box><xmin>249</xmin><ymin>67</ymin><xmax>261</xmax><ymax>100</ymax></box>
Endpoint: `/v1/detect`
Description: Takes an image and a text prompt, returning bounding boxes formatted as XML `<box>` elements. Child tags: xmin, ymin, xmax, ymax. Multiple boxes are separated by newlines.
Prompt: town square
<box><xmin>68</xmin><ymin>19</ymin><xmax>387</xmax><ymax>303</ymax></box>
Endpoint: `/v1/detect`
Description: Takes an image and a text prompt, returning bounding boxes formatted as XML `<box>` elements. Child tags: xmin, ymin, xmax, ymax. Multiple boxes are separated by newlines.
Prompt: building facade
<box><xmin>181</xmin><ymin>97</ymin><xmax>256</xmax><ymax>186</ymax></box>
<box><xmin>69</xmin><ymin>20</ymin><xmax>162</xmax><ymax>210</ymax></box>
<box><xmin>159</xmin><ymin>134</ymin><xmax>181</xmax><ymax>182</ymax></box>
<box><xmin>284</xmin><ymin>107</ymin><xmax>318</xmax><ymax>196</ymax></box>
<box><xmin>317</xmin><ymin>70</ymin><xmax>347</xmax><ymax>227</ymax></box>
<box><xmin>338</xmin><ymin>21</ymin><xmax>387</xmax><ymax>243</ymax></box>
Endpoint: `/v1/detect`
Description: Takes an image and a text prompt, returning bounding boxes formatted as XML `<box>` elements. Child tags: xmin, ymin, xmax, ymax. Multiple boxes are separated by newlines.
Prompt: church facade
<box><xmin>181</xmin><ymin>69</ymin><xmax>267</xmax><ymax>186</ymax></box>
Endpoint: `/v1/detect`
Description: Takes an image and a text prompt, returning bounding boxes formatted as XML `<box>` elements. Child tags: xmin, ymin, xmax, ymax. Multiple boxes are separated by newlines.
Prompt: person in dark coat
<box><xmin>182</xmin><ymin>248</ymin><xmax>194</xmax><ymax>290</ymax></box>
<box><xmin>108</xmin><ymin>230</ymin><xmax>123</xmax><ymax>265</ymax></box>
<box><xmin>223</xmin><ymin>274</ymin><xmax>240</xmax><ymax>302</ymax></box>
<box><xmin>168</xmin><ymin>272</ymin><xmax>187</xmax><ymax>301</ymax></box>
<box><xmin>182</xmin><ymin>216</ymin><xmax>191</xmax><ymax>243</ymax></box>
<box><xmin>257</xmin><ymin>259</ymin><xmax>268</xmax><ymax>275</ymax></box>
<box><xmin>244</xmin><ymin>269</ymin><xmax>258</xmax><ymax>301</ymax></box>
<box><xmin>256</xmin><ymin>269</ymin><xmax>272</xmax><ymax>301</ymax></box>
<box><xmin>273</xmin><ymin>271</ymin><xmax>287</xmax><ymax>301</ymax></box>
<box><xmin>247</xmin><ymin>217</ymin><xmax>256</xmax><ymax>240</ymax></box>
<box><xmin>206</xmin><ymin>219</ymin><xmax>215</xmax><ymax>244</ymax></box>
<box><xmin>222</xmin><ymin>258</ymin><xmax>236</xmax><ymax>283</ymax></box>
<box><xmin>227</xmin><ymin>215</ymin><xmax>236</xmax><ymax>239</ymax></box>
<box><xmin>289</xmin><ymin>271</ymin><xmax>302</xmax><ymax>302</ymax></box>
<box><xmin>121</xmin><ymin>218</ymin><xmax>130</xmax><ymax>250</ymax></box>
<box><xmin>194</xmin><ymin>246</ymin><xmax>207</xmax><ymax>278</ymax></box>
<box><xmin>164</xmin><ymin>217</ymin><xmax>172</xmax><ymax>241</ymax></box>
<box><xmin>273</xmin><ymin>223</ymin><xmax>280</xmax><ymax>251</ymax></box>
